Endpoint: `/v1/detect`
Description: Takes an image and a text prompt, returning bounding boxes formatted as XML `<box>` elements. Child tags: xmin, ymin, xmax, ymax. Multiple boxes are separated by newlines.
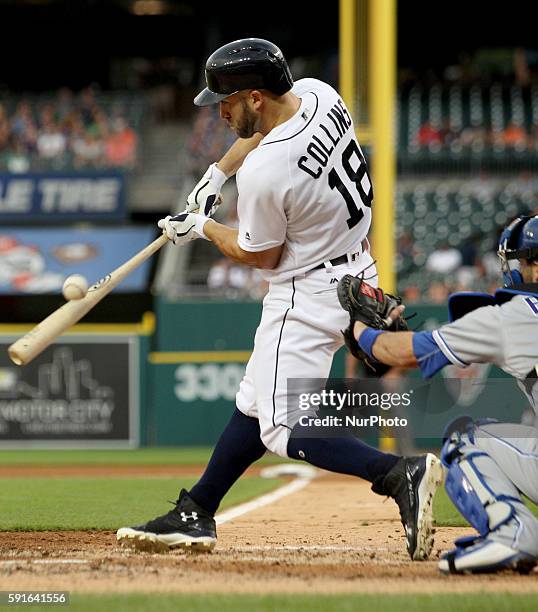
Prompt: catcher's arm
<box><xmin>353</xmin><ymin>320</ymin><xmax>418</xmax><ymax>367</ymax></box>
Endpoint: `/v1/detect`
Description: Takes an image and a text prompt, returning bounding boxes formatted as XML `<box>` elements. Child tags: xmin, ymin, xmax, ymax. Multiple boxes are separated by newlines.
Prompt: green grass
<box><xmin>433</xmin><ymin>486</ymin><xmax>538</xmax><ymax>527</ymax></box>
<box><xmin>62</xmin><ymin>593</ymin><xmax>538</xmax><ymax>612</ymax></box>
<box><xmin>0</xmin><ymin>448</ymin><xmax>292</xmax><ymax>466</ymax></box>
<box><xmin>2</xmin><ymin>449</ymin><xmax>537</xmax><ymax>530</ymax></box>
<box><xmin>4</xmin><ymin>475</ymin><xmax>536</xmax><ymax>531</ymax></box>
<box><xmin>0</xmin><ymin>477</ymin><xmax>281</xmax><ymax>531</ymax></box>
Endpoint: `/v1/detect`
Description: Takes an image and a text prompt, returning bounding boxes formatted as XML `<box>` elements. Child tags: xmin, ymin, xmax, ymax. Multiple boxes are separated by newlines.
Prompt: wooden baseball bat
<box><xmin>8</xmin><ymin>234</ymin><xmax>168</xmax><ymax>366</ymax></box>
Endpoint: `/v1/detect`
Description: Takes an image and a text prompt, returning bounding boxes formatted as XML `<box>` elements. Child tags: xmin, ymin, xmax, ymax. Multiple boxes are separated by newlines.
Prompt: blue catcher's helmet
<box><xmin>498</xmin><ymin>214</ymin><xmax>538</xmax><ymax>286</ymax></box>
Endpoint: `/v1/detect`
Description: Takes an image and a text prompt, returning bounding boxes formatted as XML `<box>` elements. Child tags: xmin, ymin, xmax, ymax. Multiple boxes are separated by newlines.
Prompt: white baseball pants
<box><xmin>236</xmin><ymin>251</ymin><xmax>377</xmax><ymax>457</ymax></box>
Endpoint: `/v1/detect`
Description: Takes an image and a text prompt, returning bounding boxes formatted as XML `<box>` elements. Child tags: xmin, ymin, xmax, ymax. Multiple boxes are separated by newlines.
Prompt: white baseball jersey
<box><xmin>235</xmin><ymin>78</ymin><xmax>373</xmax><ymax>283</ymax></box>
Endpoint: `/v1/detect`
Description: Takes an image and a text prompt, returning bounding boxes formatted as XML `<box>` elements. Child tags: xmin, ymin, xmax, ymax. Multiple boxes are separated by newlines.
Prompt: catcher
<box><xmin>337</xmin><ymin>214</ymin><xmax>538</xmax><ymax>575</ymax></box>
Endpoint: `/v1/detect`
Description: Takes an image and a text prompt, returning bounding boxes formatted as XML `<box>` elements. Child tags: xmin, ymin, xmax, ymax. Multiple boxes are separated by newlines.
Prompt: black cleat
<box><xmin>117</xmin><ymin>489</ymin><xmax>217</xmax><ymax>553</ymax></box>
<box><xmin>375</xmin><ymin>453</ymin><xmax>443</xmax><ymax>560</ymax></box>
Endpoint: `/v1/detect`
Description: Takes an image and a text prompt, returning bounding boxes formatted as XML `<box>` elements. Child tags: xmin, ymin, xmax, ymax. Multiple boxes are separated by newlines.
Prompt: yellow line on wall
<box><xmin>0</xmin><ymin>312</ymin><xmax>155</xmax><ymax>336</ymax></box>
<box><xmin>149</xmin><ymin>351</ymin><xmax>252</xmax><ymax>364</ymax></box>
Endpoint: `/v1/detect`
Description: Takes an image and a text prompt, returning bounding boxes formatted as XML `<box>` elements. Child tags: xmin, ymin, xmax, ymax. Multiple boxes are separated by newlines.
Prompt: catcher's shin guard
<box><xmin>439</xmin><ymin>419</ymin><xmax>538</xmax><ymax>573</ymax></box>
<box><xmin>441</xmin><ymin>434</ymin><xmax>516</xmax><ymax>537</ymax></box>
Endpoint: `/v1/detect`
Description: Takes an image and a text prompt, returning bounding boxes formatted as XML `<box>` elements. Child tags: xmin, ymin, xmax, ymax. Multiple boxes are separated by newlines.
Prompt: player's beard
<box><xmin>235</xmin><ymin>99</ymin><xmax>259</xmax><ymax>138</ymax></box>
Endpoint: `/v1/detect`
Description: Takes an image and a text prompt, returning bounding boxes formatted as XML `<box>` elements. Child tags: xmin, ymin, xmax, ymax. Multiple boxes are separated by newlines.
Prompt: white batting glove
<box><xmin>185</xmin><ymin>163</ymin><xmax>227</xmax><ymax>217</ymax></box>
<box><xmin>158</xmin><ymin>213</ymin><xmax>213</xmax><ymax>246</ymax></box>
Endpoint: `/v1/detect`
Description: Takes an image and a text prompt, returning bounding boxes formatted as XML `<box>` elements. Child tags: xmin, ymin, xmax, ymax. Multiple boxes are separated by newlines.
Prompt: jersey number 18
<box><xmin>328</xmin><ymin>140</ymin><xmax>373</xmax><ymax>229</ymax></box>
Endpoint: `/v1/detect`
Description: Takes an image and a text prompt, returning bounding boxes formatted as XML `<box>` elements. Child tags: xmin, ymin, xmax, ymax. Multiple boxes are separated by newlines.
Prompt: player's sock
<box><xmin>188</xmin><ymin>408</ymin><xmax>266</xmax><ymax>515</ymax></box>
<box><xmin>287</xmin><ymin>433</ymin><xmax>399</xmax><ymax>483</ymax></box>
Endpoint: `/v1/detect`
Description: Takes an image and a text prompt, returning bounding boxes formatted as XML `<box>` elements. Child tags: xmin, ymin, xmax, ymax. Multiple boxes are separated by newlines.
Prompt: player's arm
<box><xmin>186</xmin><ymin>134</ymin><xmax>264</xmax><ymax>215</ymax></box>
<box><xmin>352</xmin><ymin>319</ymin><xmax>458</xmax><ymax>378</ymax></box>
<box><xmin>204</xmin><ymin>221</ymin><xmax>284</xmax><ymax>269</ymax></box>
<box><xmin>353</xmin><ymin>321</ymin><xmax>418</xmax><ymax>367</ymax></box>
<box><xmin>216</xmin><ymin>134</ymin><xmax>264</xmax><ymax>177</ymax></box>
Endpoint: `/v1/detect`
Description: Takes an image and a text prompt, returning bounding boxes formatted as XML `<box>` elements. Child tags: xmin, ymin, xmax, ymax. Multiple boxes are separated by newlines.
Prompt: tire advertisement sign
<box><xmin>0</xmin><ymin>172</ymin><xmax>126</xmax><ymax>222</ymax></box>
<box><xmin>0</xmin><ymin>336</ymin><xmax>138</xmax><ymax>447</ymax></box>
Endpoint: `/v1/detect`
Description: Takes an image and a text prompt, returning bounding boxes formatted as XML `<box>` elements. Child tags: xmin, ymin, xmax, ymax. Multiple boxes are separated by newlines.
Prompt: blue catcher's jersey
<box><xmin>412</xmin><ymin>290</ymin><xmax>538</xmax><ymax>416</ymax></box>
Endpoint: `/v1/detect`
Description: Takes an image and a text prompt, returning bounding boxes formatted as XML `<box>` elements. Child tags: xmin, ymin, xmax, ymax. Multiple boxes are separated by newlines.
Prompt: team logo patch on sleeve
<box><xmin>524</xmin><ymin>296</ymin><xmax>538</xmax><ymax>315</ymax></box>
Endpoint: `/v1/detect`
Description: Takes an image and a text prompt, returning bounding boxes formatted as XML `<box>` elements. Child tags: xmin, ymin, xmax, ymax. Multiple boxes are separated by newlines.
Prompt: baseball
<box><xmin>62</xmin><ymin>274</ymin><xmax>88</xmax><ymax>301</ymax></box>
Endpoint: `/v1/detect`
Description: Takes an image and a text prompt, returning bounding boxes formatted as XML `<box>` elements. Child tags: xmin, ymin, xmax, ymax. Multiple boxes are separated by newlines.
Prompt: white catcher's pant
<box><xmin>236</xmin><ymin>252</ymin><xmax>376</xmax><ymax>457</ymax></box>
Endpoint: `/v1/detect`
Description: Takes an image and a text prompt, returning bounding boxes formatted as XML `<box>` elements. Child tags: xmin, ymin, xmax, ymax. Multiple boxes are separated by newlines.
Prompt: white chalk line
<box><xmin>0</xmin><ymin>545</ymin><xmax>391</xmax><ymax>567</ymax></box>
<box><xmin>0</xmin><ymin>559</ymin><xmax>89</xmax><ymax>566</ymax></box>
<box><xmin>230</xmin><ymin>545</ymin><xmax>390</xmax><ymax>553</ymax></box>
<box><xmin>34</xmin><ymin>559</ymin><xmax>88</xmax><ymax>565</ymax></box>
<box><xmin>215</xmin><ymin>476</ymin><xmax>313</xmax><ymax>526</ymax></box>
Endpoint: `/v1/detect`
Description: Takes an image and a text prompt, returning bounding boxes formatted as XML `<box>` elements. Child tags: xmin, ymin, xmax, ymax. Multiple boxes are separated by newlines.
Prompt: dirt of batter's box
<box><xmin>1</xmin><ymin>472</ymin><xmax>536</xmax><ymax>594</ymax></box>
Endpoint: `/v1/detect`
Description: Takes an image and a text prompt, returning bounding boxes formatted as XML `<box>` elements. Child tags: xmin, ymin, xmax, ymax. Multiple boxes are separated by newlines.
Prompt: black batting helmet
<box><xmin>194</xmin><ymin>38</ymin><xmax>294</xmax><ymax>106</ymax></box>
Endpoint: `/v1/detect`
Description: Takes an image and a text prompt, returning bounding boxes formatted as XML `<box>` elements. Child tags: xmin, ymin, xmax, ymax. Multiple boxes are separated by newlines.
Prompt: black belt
<box><xmin>311</xmin><ymin>238</ymin><xmax>369</xmax><ymax>271</ymax></box>
<box><xmin>526</xmin><ymin>367</ymin><xmax>537</xmax><ymax>380</ymax></box>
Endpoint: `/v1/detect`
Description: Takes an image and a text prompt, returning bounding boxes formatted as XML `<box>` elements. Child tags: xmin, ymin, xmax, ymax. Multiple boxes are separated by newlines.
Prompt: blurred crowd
<box><xmin>207</xmin><ymin>257</ymin><xmax>268</xmax><ymax>300</ymax></box>
<box><xmin>397</xmin><ymin>217</ymin><xmax>538</xmax><ymax>304</ymax></box>
<box><xmin>400</xmin><ymin>46</ymin><xmax>538</xmax><ymax>89</ymax></box>
<box><xmin>415</xmin><ymin>120</ymin><xmax>538</xmax><ymax>153</ymax></box>
<box><xmin>399</xmin><ymin>235</ymin><xmax>497</xmax><ymax>304</ymax></box>
<box><xmin>186</xmin><ymin>106</ymin><xmax>235</xmax><ymax>175</ymax></box>
<box><xmin>0</xmin><ymin>87</ymin><xmax>138</xmax><ymax>173</ymax></box>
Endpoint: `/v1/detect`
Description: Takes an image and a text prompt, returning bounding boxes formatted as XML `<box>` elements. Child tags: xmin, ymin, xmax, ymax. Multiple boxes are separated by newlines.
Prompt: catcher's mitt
<box><xmin>337</xmin><ymin>274</ymin><xmax>409</xmax><ymax>376</ymax></box>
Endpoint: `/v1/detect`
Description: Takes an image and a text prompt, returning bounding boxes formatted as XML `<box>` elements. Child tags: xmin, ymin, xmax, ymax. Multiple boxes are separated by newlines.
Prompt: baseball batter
<box><xmin>340</xmin><ymin>214</ymin><xmax>538</xmax><ymax>574</ymax></box>
<box><xmin>117</xmin><ymin>38</ymin><xmax>442</xmax><ymax>560</ymax></box>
